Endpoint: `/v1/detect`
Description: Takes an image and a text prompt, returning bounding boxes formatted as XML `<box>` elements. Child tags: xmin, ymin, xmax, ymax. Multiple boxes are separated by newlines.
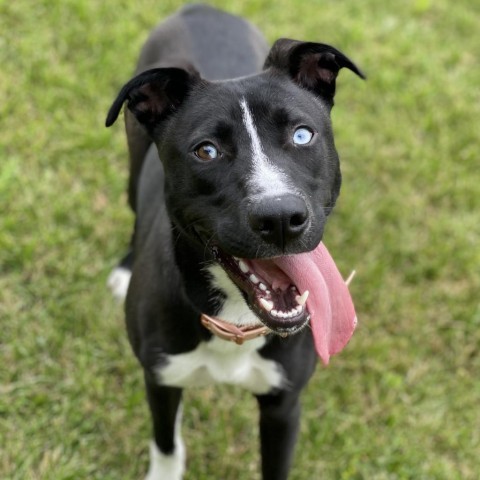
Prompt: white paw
<box><xmin>107</xmin><ymin>267</ymin><xmax>132</xmax><ymax>301</ymax></box>
<box><xmin>145</xmin><ymin>439</ymin><xmax>185</xmax><ymax>480</ymax></box>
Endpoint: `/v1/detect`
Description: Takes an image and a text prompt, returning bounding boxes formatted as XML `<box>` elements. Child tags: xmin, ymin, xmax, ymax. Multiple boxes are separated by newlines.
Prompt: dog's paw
<box><xmin>145</xmin><ymin>440</ymin><xmax>185</xmax><ymax>480</ymax></box>
<box><xmin>107</xmin><ymin>266</ymin><xmax>132</xmax><ymax>301</ymax></box>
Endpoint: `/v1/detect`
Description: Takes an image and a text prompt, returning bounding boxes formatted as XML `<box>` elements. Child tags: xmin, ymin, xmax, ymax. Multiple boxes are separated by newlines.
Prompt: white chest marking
<box><xmin>239</xmin><ymin>98</ymin><xmax>292</xmax><ymax>197</ymax></box>
<box><xmin>156</xmin><ymin>336</ymin><xmax>283</xmax><ymax>395</ymax></box>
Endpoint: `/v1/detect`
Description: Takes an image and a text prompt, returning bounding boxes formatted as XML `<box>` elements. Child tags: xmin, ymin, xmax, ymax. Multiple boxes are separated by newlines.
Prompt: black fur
<box><xmin>107</xmin><ymin>5</ymin><xmax>363</xmax><ymax>479</ymax></box>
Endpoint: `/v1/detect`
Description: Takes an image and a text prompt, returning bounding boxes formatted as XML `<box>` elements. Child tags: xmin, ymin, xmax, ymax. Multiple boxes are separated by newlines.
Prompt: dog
<box><xmin>106</xmin><ymin>5</ymin><xmax>364</xmax><ymax>479</ymax></box>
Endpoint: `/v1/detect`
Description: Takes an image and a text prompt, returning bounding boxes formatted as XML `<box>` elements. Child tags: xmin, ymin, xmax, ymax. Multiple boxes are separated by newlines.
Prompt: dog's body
<box><xmin>107</xmin><ymin>5</ymin><xmax>363</xmax><ymax>479</ymax></box>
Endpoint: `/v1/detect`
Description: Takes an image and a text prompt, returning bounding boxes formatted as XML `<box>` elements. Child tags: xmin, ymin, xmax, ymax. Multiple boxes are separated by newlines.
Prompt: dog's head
<box><xmin>107</xmin><ymin>39</ymin><xmax>364</xmax><ymax>358</ymax></box>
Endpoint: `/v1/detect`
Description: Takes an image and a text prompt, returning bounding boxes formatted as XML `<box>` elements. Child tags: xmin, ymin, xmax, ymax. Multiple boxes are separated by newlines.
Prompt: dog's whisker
<box><xmin>203</xmin><ymin>233</ymin><xmax>217</xmax><ymax>259</ymax></box>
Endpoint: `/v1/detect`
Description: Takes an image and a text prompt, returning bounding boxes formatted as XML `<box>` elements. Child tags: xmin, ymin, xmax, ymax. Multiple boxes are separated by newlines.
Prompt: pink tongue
<box><xmin>272</xmin><ymin>242</ymin><xmax>357</xmax><ymax>365</ymax></box>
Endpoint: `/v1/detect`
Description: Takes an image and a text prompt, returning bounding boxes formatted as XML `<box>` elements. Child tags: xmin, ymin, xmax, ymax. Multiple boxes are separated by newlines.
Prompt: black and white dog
<box><xmin>106</xmin><ymin>5</ymin><xmax>363</xmax><ymax>479</ymax></box>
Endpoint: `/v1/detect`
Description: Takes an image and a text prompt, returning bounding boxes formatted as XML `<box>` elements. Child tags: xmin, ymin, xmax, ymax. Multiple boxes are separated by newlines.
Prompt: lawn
<box><xmin>1</xmin><ymin>0</ymin><xmax>479</xmax><ymax>479</ymax></box>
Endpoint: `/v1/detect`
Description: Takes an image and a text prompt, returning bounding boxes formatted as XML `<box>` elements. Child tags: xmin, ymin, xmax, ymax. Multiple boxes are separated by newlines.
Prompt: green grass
<box><xmin>1</xmin><ymin>0</ymin><xmax>479</xmax><ymax>478</ymax></box>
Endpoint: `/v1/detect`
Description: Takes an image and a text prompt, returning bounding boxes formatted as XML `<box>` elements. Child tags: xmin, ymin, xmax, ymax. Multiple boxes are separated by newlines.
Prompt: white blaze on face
<box><xmin>239</xmin><ymin>98</ymin><xmax>292</xmax><ymax>197</ymax></box>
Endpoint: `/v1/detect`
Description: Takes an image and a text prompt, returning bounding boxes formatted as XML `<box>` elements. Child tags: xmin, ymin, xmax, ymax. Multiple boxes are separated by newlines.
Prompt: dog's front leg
<box><xmin>256</xmin><ymin>390</ymin><xmax>301</xmax><ymax>480</ymax></box>
<box><xmin>144</xmin><ymin>374</ymin><xmax>185</xmax><ymax>480</ymax></box>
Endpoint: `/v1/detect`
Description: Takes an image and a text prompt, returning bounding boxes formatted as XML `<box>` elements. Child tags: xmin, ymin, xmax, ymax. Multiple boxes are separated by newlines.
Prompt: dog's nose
<box><xmin>248</xmin><ymin>194</ymin><xmax>309</xmax><ymax>250</ymax></box>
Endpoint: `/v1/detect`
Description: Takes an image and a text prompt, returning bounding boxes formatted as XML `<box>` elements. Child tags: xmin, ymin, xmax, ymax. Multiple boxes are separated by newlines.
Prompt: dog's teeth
<box><xmin>261</xmin><ymin>294</ymin><xmax>304</xmax><ymax>318</ymax></box>
<box><xmin>259</xmin><ymin>283</ymin><xmax>267</xmax><ymax>291</ymax></box>
<box><xmin>239</xmin><ymin>260</ymin><xmax>249</xmax><ymax>273</ymax></box>
<box><xmin>295</xmin><ymin>291</ymin><xmax>309</xmax><ymax>306</ymax></box>
<box><xmin>249</xmin><ymin>274</ymin><xmax>260</xmax><ymax>284</ymax></box>
<box><xmin>259</xmin><ymin>298</ymin><xmax>274</xmax><ymax>312</ymax></box>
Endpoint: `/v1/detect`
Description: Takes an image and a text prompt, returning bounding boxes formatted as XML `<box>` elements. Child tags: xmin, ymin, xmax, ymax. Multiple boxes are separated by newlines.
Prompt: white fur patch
<box><xmin>239</xmin><ymin>98</ymin><xmax>292</xmax><ymax>197</ymax></box>
<box><xmin>156</xmin><ymin>335</ymin><xmax>283</xmax><ymax>394</ymax></box>
<box><xmin>145</xmin><ymin>405</ymin><xmax>185</xmax><ymax>480</ymax></box>
<box><xmin>207</xmin><ymin>264</ymin><xmax>263</xmax><ymax>327</ymax></box>
<box><xmin>107</xmin><ymin>266</ymin><xmax>131</xmax><ymax>301</ymax></box>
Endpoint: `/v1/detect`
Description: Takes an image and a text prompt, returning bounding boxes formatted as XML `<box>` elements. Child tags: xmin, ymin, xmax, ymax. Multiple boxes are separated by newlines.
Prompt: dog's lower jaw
<box><xmin>210</xmin><ymin>246</ymin><xmax>311</xmax><ymax>333</ymax></box>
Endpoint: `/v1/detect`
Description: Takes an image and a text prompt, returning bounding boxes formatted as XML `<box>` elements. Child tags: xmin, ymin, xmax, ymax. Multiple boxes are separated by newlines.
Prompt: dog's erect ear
<box><xmin>264</xmin><ymin>39</ymin><xmax>365</xmax><ymax>102</ymax></box>
<box><xmin>105</xmin><ymin>67</ymin><xmax>200</xmax><ymax>131</ymax></box>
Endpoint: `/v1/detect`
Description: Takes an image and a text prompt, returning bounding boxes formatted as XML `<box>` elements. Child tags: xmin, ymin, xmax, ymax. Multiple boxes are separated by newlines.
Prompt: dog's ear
<box><xmin>105</xmin><ymin>67</ymin><xmax>200</xmax><ymax>132</ymax></box>
<box><xmin>264</xmin><ymin>39</ymin><xmax>365</xmax><ymax>102</ymax></box>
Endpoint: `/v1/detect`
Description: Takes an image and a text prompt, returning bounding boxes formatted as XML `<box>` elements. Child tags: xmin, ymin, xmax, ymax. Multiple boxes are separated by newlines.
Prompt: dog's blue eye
<box><xmin>195</xmin><ymin>143</ymin><xmax>218</xmax><ymax>161</ymax></box>
<box><xmin>293</xmin><ymin>127</ymin><xmax>314</xmax><ymax>145</ymax></box>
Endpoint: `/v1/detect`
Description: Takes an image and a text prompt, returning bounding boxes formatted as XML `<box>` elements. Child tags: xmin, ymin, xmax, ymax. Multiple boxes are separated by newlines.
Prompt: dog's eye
<box><xmin>195</xmin><ymin>143</ymin><xmax>218</xmax><ymax>161</ymax></box>
<box><xmin>293</xmin><ymin>127</ymin><xmax>314</xmax><ymax>145</ymax></box>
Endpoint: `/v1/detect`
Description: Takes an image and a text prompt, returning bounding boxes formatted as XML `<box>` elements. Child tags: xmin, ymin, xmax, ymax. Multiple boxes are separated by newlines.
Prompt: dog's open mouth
<box><xmin>211</xmin><ymin>242</ymin><xmax>357</xmax><ymax>365</ymax></box>
<box><xmin>212</xmin><ymin>246</ymin><xmax>310</xmax><ymax>334</ymax></box>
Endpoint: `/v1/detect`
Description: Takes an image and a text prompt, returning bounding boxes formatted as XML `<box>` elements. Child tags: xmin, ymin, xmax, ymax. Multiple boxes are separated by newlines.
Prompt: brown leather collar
<box><xmin>201</xmin><ymin>313</ymin><xmax>270</xmax><ymax>345</ymax></box>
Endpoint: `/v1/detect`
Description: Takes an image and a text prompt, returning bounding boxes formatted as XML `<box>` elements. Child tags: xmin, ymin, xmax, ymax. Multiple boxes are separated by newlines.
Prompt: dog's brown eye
<box><xmin>195</xmin><ymin>143</ymin><xmax>218</xmax><ymax>161</ymax></box>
